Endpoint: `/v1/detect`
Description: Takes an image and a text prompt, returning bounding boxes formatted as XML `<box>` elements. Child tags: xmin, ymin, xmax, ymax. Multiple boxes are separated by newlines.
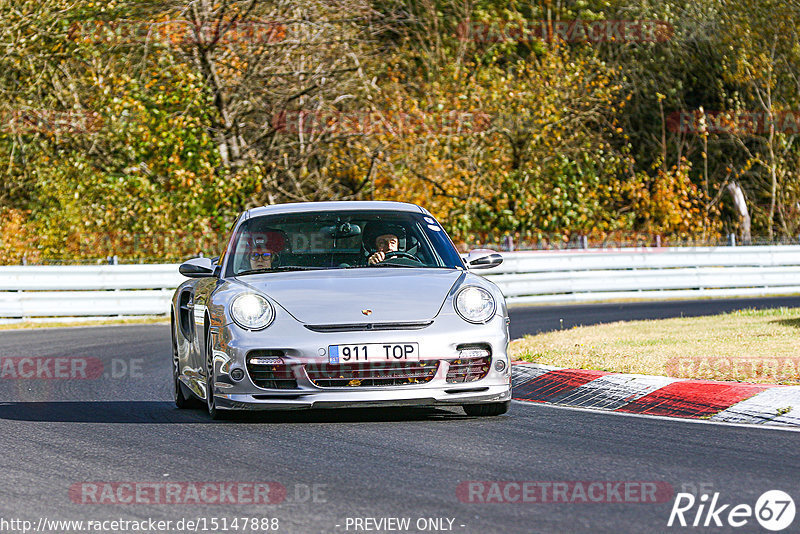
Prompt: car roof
<box><xmin>245</xmin><ymin>201</ymin><xmax>428</xmax><ymax>219</ymax></box>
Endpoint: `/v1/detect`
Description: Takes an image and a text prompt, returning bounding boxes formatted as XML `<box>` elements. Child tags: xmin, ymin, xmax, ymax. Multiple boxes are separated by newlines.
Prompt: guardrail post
<box><xmin>728</xmin><ymin>233</ymin><xmax>736</xmax><ymax>247</ymax></box>
<box><xmin>503</xmin><ymin>234</ymin><xmax>514</xmax><ymax>252</ymax></box>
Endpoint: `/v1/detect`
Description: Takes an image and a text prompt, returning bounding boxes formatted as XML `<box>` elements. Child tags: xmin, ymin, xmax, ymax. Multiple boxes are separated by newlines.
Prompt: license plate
<box><xmin>328</xmin><ymin>343</ymin><xmax>419</xmax><ymax>364</ymax></box>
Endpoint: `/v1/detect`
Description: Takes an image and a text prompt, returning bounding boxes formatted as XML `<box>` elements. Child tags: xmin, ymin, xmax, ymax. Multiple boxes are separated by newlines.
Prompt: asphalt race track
<box><xmin>1</xmin><ymin>297</ymin><xmax>799</xmax><ymax>534</ymax></box>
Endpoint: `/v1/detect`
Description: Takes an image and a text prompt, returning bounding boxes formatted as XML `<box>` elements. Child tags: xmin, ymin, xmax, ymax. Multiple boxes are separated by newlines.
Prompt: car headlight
<box><xmin>230</xmin><ymin>293</ymin><xmax>274</xmax><ymax>330</ymax></box>
<box><xmin>455</xmin><ymin>286</ymin><xmax>496</xmax><ymax>324</ymax></box>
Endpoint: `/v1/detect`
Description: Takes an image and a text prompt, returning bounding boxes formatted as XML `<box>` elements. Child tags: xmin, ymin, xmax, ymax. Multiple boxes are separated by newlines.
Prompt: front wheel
<box><xmin>463</xmin><ymin>401</ymin><xmax>510</xmax><ymax>417</ymax></box>
<box><xmin>173</xmin><ymin>319</ymin><xmax>199</xmax><ymax>409</ymax></box>
<box><xmin>175</xmin><ymin>374</ymin><xmax>194</xmax><ymax>409</ymax></box>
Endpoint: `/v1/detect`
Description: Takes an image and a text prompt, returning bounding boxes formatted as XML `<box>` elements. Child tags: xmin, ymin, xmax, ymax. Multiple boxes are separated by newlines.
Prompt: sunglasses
<box><xmin>249</xmin><ymin>252</ymin><xmax>273</xmax><ymax>259</ymax></box>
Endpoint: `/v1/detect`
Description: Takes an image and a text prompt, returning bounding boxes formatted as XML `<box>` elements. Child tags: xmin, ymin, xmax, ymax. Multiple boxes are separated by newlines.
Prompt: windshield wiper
<box><xmin>236</xmin><ymin>269</ymin><xmax>268</xmax><ymax>276</ymax></box>
<box><xmin>271</xmin><ymin>266</ymin><xmax>326</xmax><ymax>271</ymax></box>
<box><xmin>369</xmin><ymin>263</ymin><xmax>421</xmax><ymax>268</ymax></box>
<box><xmin>236</xmin><ymin>266</ymin><xmax>325</xmax><ymax>276</ymax></box>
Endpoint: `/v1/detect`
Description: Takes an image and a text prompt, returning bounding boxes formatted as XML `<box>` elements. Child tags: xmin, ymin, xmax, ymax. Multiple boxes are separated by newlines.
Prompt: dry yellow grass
<box><xmin>509</xmin><ymin>307</ymin><xmax>800</xmax><ymax>385</ymax></box>
<box><xmin>0</xmin><ymin>316</ymin><xmax>169</xmax><ymax>330</ymax></box>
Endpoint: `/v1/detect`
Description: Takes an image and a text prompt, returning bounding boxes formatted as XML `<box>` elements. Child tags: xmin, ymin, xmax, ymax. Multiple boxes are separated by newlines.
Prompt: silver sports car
<box><xmin>171</xmin><ymin>201</ymin><xmax>511</xmax><ymax>419</ymax></box>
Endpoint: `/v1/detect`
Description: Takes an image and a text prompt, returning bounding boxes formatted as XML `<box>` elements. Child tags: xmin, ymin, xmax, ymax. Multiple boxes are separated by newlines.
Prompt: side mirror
<box><xmin>463</xmin><ymin>249</ymin><xmax>504</xmax><ymax>270</ymax></box>
<box><xmin>179</xmin><ymin>257</ymin><xmax>215</xmax><ymax>278</ymax></box>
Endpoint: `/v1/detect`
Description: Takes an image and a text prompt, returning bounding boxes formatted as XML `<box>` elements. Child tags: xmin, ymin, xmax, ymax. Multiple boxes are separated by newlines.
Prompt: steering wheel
<box><xmin>382</xmin><ymin>251</ymin><xmax>421</xmax><ymax>262</ymax></box>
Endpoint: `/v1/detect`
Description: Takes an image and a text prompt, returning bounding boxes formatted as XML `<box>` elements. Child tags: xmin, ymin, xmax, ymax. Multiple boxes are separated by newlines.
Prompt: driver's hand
<box><xmin>368</xmin><ymin>251</ymin><xmax>385</xmax><ymax>265</ymax></box>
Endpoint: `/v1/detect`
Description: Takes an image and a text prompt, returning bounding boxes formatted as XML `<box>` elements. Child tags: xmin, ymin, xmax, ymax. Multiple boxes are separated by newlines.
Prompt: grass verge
<box><xmin>0</xmin><ymin>316</ymin><xmax>169</xmax><ymax>330</ymax></box>
<box><xmin>509</xmin><ymin>307</ymin><xmax>800</xmax><ymax>385</ymax></box>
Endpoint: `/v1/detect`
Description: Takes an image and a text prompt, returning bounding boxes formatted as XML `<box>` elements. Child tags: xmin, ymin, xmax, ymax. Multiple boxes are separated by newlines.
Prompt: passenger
<box><xmin>248</xmin><ymin>246</ymin><xmax>274</xmax><ymax>270</ymax></box>
<box><xmin>245</xmin><ymin>230</ymin><xmax>286</xmax><ymax>271</ymax></box>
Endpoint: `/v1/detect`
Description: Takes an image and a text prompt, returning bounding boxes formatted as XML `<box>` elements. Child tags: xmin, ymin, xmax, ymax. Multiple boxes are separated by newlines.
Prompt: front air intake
<box><xmin>246</xmin><ymin>350</ymin><xmax>298</xmax><ymax>389</ymax></box>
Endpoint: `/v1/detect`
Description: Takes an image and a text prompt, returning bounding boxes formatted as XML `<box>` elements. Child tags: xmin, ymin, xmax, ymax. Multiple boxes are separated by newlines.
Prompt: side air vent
<box><xmin>178</xmin><ymin>291</ymin><xmax>193</xmax><ymax>338</ymax></box>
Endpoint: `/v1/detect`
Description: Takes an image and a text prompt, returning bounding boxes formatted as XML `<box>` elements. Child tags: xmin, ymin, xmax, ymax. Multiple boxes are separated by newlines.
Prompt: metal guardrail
<box><xmin>483</xmin><ymin>246</ymin><xmax>800</xmax><ymax>304</ymax></box>
<box><xmin>0</xmin><ymin>265</ymin><xmax>184</xmax><ymax>320</ymax></box>
<box><xmin>1</xmin><ymin>246</ymin><xmax>800</xmax><ymax>320</ymax></box>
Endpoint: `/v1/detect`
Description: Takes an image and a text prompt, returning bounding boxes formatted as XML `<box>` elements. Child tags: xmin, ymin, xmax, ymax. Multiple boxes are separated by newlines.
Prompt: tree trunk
<box><xmin>726</xmin><ymin>181</ymin><xmax>751</xmax><ymax>244</ymax></box>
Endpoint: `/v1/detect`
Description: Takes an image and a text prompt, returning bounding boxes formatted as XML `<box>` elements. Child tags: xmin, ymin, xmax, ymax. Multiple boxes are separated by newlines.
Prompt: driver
<box><xmin>368</xmin><ymin>232</ymin><xmax>400</xmax><ymax>265</ymax></box>
<box><xmin>364</xmin><ymin>223</ymin><xmax>406</xmax><ymax>265</ymax></box>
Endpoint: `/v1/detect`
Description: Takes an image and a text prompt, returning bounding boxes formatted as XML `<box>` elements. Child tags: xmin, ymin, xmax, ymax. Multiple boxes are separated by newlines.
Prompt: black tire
<box><xmin>173</xmin><ymin>317</ymin><xmax>199</xmax><ymax>409</ymax></box>
<box><xmin>175</xmin><ymin>377</ymin><xmax>201</xmax><ymax>408</ymax></box>
<box><xmin>463</xmin><ymin>401</ymin><xmax>510</xmax><ymax>417</ymax></box>
<box><xmin>206</xmin><ymin>334</ymin><xmax>225</xmax><ymax>420</ymax></box>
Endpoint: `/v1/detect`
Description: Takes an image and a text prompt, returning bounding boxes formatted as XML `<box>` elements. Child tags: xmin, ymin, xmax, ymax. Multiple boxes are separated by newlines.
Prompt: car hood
<box><xmin>233</xmin><ymin>268</ymin><xmax>463</xmax><ymax>324</ymax></box>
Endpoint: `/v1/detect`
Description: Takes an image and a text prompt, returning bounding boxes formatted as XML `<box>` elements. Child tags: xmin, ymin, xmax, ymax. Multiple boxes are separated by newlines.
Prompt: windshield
<box><xmin>227</xmin><ymin>210</ymin><xmax>464</xmax><ymax>276</ymax></box>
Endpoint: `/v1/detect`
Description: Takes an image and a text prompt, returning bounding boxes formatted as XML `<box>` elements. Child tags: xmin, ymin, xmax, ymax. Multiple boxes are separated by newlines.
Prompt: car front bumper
<box><xmin>216</xmin><ymin>384</ymin><xmax>511</xmax><ymax>411</ymax></box>
<box><xmin>207</xmin><ymin>309</ymin><xmax>511</xmax><ymax>411</ymax></box>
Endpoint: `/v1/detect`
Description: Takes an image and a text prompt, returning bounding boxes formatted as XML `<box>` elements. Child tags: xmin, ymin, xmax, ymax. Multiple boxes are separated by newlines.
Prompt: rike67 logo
<box><xmin>668</xmin><ymin>490</ymin><xmax>795</xmax><ymax>531</ymax></box>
